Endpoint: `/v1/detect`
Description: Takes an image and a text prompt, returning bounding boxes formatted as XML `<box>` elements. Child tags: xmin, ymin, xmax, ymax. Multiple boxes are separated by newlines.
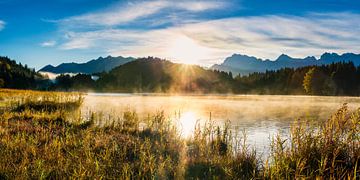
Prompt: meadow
<box><xmin>0</xmin><ymin>89</ymin><xmax>358</xmax><ymax>179</ymax></box>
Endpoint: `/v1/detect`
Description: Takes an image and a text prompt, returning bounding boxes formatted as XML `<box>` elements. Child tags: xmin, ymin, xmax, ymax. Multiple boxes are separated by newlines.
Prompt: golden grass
<box><xmin>0</xmin><ymin>89</ymin><xmax>358</xmax><ymax>179</ymax></box>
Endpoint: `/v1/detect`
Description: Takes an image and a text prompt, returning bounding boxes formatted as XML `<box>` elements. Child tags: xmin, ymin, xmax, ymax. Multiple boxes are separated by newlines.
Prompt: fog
<box><xmin>81</xmin><ymin>93</ymin><xmax>360</xmax><ymax>156</ymax></box>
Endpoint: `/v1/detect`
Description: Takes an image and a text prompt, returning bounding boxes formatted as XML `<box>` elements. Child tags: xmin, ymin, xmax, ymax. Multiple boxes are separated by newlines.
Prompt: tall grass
<box><xmin>0</xmin><ymin>89</ymin><xmax>358</xmax><ymax>179</ymax></box>
<box><xmin>265</xmin><ymin>103</ymin><xmax>359</xmax><ymax>179</ymax></box>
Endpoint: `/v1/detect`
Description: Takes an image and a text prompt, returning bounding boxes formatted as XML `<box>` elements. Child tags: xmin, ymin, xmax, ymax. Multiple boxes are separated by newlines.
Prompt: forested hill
<box><xmin>0</xmin><ymin>56</ymin><xmax>43</xmax><ymax>89</ymax></box>
<box><xmin>2</xmin><ymin>55</ymin><xmax>360</xmax><ymax>96</ymax></box>
<box><xmin>53</xmin><ymin>58</ymin><xmax>360</xmax><ymax>96</ymax></box>
<box><xmin>96</xmin><ymin>57</ymin><xmax>234</xmax><ymax>93</ymax></box>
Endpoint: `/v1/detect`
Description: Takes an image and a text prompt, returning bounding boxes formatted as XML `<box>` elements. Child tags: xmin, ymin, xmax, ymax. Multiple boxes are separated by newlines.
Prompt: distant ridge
<box><xmin>40</xmin><ymin>52</ymin><xmax>360</xmax><ymax>75</ymax></box>
<box><xmin>40</xmin><ymin>55</ymin><xmax>135</xmax><ymax>74</ymax></box>
<box><xmin>211</xmin><ymin>52</ymin><xmax>360</xmax><ymax>75</ymax></box>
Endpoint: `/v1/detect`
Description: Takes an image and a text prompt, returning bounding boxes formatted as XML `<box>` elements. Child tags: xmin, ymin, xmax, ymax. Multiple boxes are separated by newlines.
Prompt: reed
<box><xmin>0</xmin><ymin>89</ymin><xmax>358</xmax><ymax>179</ymax></box>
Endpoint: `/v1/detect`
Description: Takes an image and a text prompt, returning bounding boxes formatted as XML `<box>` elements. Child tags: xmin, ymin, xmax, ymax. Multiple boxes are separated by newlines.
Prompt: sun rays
<box><xmin>165</xmin><ymin>35</ymin><xmax>213</xmax><ymax>65</ymax></box>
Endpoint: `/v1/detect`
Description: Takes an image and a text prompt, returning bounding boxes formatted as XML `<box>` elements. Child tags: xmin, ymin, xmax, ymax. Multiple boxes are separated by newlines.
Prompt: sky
<box><xmin>0</xmin><ymin>0</ymin><xmax>360</xmax><ymax>70</ymax></box>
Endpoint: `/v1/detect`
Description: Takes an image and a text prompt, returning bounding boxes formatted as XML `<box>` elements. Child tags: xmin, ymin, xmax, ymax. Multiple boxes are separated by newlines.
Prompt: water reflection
<box><xmin>82</xmin><ymin>93</ymin><xmax>360</xmax><ymax>157</ymax></box>
<box><xmin>178</xmin><ymin>111</ymin><xmax>198</xmax><ymax>138</ymax></box>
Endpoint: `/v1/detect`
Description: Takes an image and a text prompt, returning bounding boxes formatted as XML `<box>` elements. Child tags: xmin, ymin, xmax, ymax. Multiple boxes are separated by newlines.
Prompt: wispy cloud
<box><xmin>58</xmin><ymin>12</ymin><xmax>360</xmax><ymax>66</ymax></box>
<box><xmin>40</xmin><ymin>40</ymin><xmax>57</xmax><ymax>47</ymax></box>
<box><xmin>58</xmin><ymin>0</ymin><xmax>226</xmax><ymax>28</ymax></box>
<box><xmin>0</xmin><ymin>20</ymin><xmax>5</xmax><ymax>31</ymax></box>
<box><xmin>177</xmin><ymin>13</ymin><xmax>360</xmax><ymax>59</ymax></box>
<box><xmin>173</xmin><ymin>1</ymin><xmax>226</xmax><ymax>12</ymax></box>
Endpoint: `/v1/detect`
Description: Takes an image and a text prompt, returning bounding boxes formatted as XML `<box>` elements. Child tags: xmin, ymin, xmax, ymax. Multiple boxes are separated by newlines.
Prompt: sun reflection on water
<box><xmin>178</xmin><ymin>111</ymin><xmax>198</xmax><ymax>138</ymax></box>
<box><xmin>83</xmin><ymin>94</ymin><xmax>360</xmax><ymax>158</ymax></box>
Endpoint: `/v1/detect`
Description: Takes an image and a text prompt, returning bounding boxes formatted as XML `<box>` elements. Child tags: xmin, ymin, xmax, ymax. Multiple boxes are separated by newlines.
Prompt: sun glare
<box><xmin>178</xmin><ymin>111</ymin><xmax>198</xmax><ymax>138</ymax></box>
<box><xmin>166</xmin><ymin>35</ymin><xmax>212</xmax><ymax>65</ymax></box>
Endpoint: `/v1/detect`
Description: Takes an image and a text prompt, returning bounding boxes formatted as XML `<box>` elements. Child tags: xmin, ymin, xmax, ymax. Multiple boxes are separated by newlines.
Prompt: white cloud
<box><xmin>177</xmin><ymin>12</ymin><xmax>360</xmax><ymax>60</ymax></box>
<box><xmin>61</xmin><ymin>1</ymin><xmax>167</xmax><ymax>27</ymax></box>
<box><xmin>59</xmin><ymin>12</ymin><xmax>360</xmax><ymax>66</ymax></box>
<box><xmin>58</xmin><ymin>0</ymin><xmax>226</xmax><ymax>27</ymax></box>
<box><xmin>40</xmin><ymin>40</ymin><xmax>57</xmax><ymax>47</ymax></box>
<box><xmin>175</xmin><ymin>1</ymin><xmax>225</xmax><ymax>12</ymax></box>
<box><xmin>0</xmin><ymin>20</ymin><xmax>5</xmax><ymax>31</ymax></box>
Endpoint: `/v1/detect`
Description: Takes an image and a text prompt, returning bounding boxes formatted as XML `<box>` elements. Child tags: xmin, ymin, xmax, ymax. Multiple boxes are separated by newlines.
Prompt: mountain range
<box><xmin>39</xmin><ymin>52</ymin><xmax>360</xmax><ymax>76</ymax></box>
<box><xmin>211</xmin><ymin>52</ymin><xmax>360</xmax><ymax>75</ymax></box>
<box><xmin>40</xmin><ymin>56</ymin><xmax>134</xmax><ymax>74</ymax></box>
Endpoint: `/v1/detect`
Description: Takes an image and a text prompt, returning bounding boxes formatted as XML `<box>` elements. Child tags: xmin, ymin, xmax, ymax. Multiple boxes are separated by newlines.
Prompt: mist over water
<box><xmin>81</xmin><ymin>93</ymin><xmax>360</xmax><ymax>157</ymax></box>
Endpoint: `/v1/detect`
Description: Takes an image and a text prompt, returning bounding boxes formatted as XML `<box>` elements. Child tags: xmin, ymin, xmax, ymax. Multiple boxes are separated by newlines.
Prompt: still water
<box><xmin>82</xmin><ymin>93</ymin><xmax>360</xmax><ymax>156</ymax></box>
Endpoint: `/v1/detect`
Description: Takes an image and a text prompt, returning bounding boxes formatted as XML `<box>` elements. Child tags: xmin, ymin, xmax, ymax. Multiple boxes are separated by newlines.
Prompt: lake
<box><xmin>82</xmin><ymin>93</ymin><xmax>360</xmax><ymax>157</ymax></box>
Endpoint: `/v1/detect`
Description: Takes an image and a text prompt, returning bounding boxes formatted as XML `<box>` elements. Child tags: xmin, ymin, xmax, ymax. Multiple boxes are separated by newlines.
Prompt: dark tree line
<box><xmin>2</xmin><ymin>56</ymin><xmax>360</xmax><ymax>96</ymax></box>
<box><xmin>0</xmin><ymin>56</ymin><xmax>42</xmax><ymax>89</ymax></box>
<box><xmin>50</xmin><ymin>74</ymin><xmax>95</xmax><ymax>91</ymax></box>
<box><xmin>233</xmin><ymin>61</ymin><xmax>360</xmax><ymax>96</ymax></box>
<box><xmin>53</xmin><ymin>59</ymin><xmax>360</xmax><ymax>96</ymax></box>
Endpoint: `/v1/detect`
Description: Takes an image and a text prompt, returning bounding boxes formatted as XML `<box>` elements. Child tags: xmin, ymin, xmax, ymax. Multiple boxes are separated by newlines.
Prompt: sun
<box><xmin>166</xmin><ymin>35</ymin><xmax>212</xmax><ymax>65</ymax></box>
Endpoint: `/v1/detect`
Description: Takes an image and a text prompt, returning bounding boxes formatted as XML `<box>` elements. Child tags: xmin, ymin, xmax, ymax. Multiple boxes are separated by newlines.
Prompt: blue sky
<box><xmin>0</xmin><ymin>0</ymin><xmax>360</xmax><ymax>69</ymax></box>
